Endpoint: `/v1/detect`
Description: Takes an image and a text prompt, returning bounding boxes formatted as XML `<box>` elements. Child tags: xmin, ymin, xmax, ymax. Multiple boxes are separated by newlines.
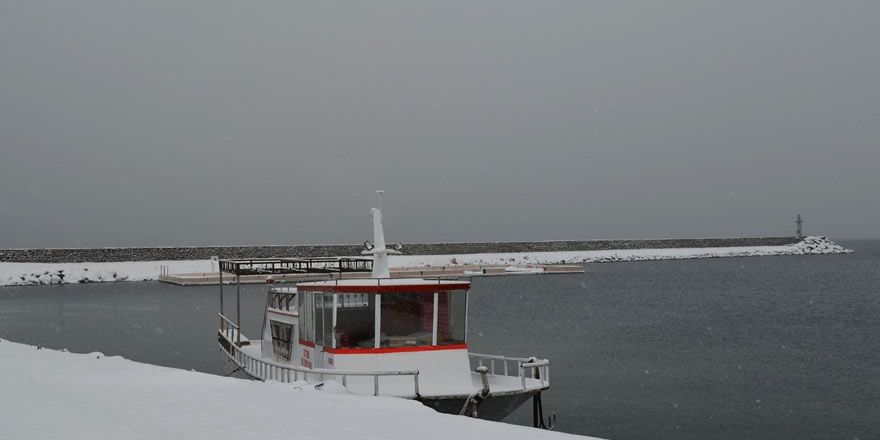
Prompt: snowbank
<box><xmin>0</xmin><ymin>339</ymin><xmax>592</xmax><ymax>440</ymax></box>
<box><xmin>0</xmin><ymin>237</ymin><xmax>851</xmax><ymax>286</ymax></box>
<box><xmin>0</xmin><ymin>259</ymin><xmax>213</xmax><ymax>286</ymax></box>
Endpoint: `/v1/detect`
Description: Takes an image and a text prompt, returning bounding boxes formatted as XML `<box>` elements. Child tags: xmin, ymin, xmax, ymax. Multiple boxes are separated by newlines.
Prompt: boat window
<box><xmin>270</xmin><ymin>291</ymin><xmax>296</xmax><ymax>311</ymax></box>
<box><xmin>436</xmin><ymin>290</ymin><xmax>467</xmax><ymax>345</ymax></box>
<box><xmin>337</xmin><ymin>293</ymin><xmax>370</xmax><ymax>309</ymax></box>
<box><xmin>334</xmin><ymin>294</ymin><xmax>376</xmax><ymax>348</ymax></box>
<box><xmin>323</xmin><ymin>294</ymin><xmax>334</xmax><ymax>347</ymax></box>
<box><xmin>298</xmin><ymin>293</ymin><xmax>314</xmax><ymax>343</ymax></box>
<box><xmin>270</xmin><ymin>320</ymin><xmax>293</xmax><ymax>361</ymax></box>
<box><xmin>314</xmin><ymin>293</ymin><xmax>329</xmax><ymax>347</ymax></box>
<box><xmin>379</xmin><ymin>292</ymin><xmax>436</xmax><ymax>347</ymax></box>
<box><xmin>304</xmin><ymin>289</ymin><xmax>467</xmax><ymax>349</ymax></box>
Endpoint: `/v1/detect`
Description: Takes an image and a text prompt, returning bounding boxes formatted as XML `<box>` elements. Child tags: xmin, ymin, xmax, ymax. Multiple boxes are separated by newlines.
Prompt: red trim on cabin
<box><xmin>323</xmin><ymin>343</ymin><xmax>468</xmax><ymax>355</ymax></box>
<box><xmin>297</xmin><ymin>283</ymin><xmax>470</xmax><ymax>294</ymax></box>
<box><xmin>298</xmin><ymin>339</ymin><xmax>316</xmax><ymax>348</ymax></box>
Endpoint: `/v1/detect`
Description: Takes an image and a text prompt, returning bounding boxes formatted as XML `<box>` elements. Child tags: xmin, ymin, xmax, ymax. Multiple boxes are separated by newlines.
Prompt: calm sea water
<box><xmin>1</xmin><ymin>240</ymin><xmax>878</xmax><ymax>439</ymax></box>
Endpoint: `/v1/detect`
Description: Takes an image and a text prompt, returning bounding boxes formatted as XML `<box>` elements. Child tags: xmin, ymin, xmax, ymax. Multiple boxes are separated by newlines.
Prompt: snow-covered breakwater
<box><xmin>0</xmin><ymin>236</ymin><xmax>801</xmax><ymax>263</ymax></box>
<box><xmin>393</xmin><ymin>236</ymin><xmax>852</xmax><ymax>266</ymax></box>
<box><xmin>0</xmin><ymin>260</ymin><xmax>214</xmax><ymax>286</ymax></box>
<box><xmin>0</xmin><ymin>236</ymin><xmax>851</xmax><ymax>286</ymax></box>
<box><xmin>0</xmin><ymin>339</ymin><xmax>592</xmax><ymax>440</ymax></box>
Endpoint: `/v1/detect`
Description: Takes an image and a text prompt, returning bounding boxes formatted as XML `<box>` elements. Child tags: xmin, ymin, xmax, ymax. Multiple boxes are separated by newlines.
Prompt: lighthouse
<box><xmin>795</xmin><ymin>214</ymin><xmax>804</xmax><ymax>239</ymax></box>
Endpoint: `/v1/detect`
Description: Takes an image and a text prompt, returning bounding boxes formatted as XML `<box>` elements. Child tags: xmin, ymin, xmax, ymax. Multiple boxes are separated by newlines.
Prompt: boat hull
<box><xmin>419</xmin><ymin>391</ymin><xmax>539</xmax><ymax>421</ymax></box>
<box><xmin>220</xmin><ymin>343</ymin><xmax>541</xmax><ymax>421</ymax></box>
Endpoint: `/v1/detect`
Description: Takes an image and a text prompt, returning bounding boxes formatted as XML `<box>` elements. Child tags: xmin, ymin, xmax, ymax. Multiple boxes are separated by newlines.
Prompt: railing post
<box><xmin>374</xmin><ymin>375</ymin><xmax>379</xmax><ymax>396</ymax></box>
<box><xmin>219</xmin><ymin>269</ymin><xmax>223</xmax><ymax>316</ymax></box>
<box><xmin>236</xmin><ymin>275</ymin><xmax>241</xmax><ymax>346</ymax></box>
<box><xmin>414</xmin><ymin>374</ymin><xmax>420</xmax><ymax>397</ymax></box>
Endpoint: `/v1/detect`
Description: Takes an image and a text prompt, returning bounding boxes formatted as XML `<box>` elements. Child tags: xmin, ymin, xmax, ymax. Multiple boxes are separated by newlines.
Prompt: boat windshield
<box><xmin>298</xmin><ymin>289</ymin><xmax>467</xmax><ymax>350</ymax></box>
<box><xmin>379</xmin><ymin>291</ymin><xmax>466</xmax><ymax>348</ymax></box>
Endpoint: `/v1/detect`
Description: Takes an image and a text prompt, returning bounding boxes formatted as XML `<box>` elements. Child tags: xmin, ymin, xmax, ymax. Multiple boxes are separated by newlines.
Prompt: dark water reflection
<box><xmin>2</xmin><ymin>240</ymin><xmax>878</xmax><ymax>440</ymax></box>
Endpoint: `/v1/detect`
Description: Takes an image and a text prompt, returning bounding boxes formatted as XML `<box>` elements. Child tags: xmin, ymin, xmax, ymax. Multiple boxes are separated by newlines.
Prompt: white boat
<box><xmin>216</xmin><ymin>195</ymin><xmax>551</xmax><ymax>422</ymax></box>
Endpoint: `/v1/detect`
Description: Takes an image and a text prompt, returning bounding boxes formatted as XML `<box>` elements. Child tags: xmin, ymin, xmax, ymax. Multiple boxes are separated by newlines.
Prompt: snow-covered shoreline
<box><xmin>0</xmin><ymin>259</ymin><xmax>215</xmax><ymax>287</ymax></box>
<box><xmin>0</xmin><ymin>236</ymin><xmax>851</xmax><ymax>287</ymax></box>
<box><xmin>0</xmin><ymin>338</ymin><xmax>591</xmax><ymax>440</ymax></box>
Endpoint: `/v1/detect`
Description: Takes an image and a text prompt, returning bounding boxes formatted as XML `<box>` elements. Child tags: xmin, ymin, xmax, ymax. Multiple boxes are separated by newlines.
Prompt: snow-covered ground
<box><xmin>0</xmin><ymin>236</ymin><xmax>851</xmax><ymax>286</ymax></box>
<box><xmin>0</xmin><ymin>338</ymin><xmax>593</xmax><ymax>440</ymax></box>
<box><xmin>0</xmin><ymin>259</ymin><xmax>213</xmax><ymax>286</ymax></box>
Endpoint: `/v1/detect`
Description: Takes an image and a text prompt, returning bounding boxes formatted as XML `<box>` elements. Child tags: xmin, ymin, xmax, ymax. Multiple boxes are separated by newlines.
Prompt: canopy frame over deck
<box><xmin>218</xmin><ymin>257</ymin><xmax>373</xmax><ymax>346</ymax></box>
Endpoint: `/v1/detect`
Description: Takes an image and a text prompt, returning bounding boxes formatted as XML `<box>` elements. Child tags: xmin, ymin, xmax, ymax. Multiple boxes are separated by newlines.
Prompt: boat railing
<box><xmin>468</xmin><ymin>352</ymin><xmax>550</xmax><ymax>390</ymax></box>
<box><xmin>218</xmin><ymin>313</ymin><xmax>241</xmax><ymax>345</ymax></box>
<box><xmin>219</xmin><ymin>332</ymin><xmax>420</xmax><ymax>398</ymax></box>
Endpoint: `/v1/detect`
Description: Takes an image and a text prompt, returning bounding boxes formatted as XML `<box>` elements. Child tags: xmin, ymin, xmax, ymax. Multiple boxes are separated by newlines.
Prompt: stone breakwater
<box><xmin>0</xmin><ymin>236</ymin><xmax>852</xmax><ymax>286</ymax></box>
<box><xmin>0</xmin><ymin>236</ymin><xmax>802</xmax><ymax>263</ymax></box>
<box><xmin>560</xmin><ymin>235</ymin><xmax>852</xmax><ymax>263</ymax></box>
<box><xmin>393</xmin><ymin>236</ymin><xmax>852</xmax><ymax>267</ymax></box>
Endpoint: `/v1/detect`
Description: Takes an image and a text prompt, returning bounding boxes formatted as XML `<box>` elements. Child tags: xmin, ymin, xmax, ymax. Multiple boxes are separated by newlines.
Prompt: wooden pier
<box><xmin>158</xmin><ymin>263</ymin><xmax>584</xmax><ymax>286</ymax></box>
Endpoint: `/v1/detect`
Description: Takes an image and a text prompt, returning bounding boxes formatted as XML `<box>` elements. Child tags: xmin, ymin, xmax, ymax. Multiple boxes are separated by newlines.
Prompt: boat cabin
<box><xmin>262</xmin><ymin>278</ymin><xmax>474</xmax><ymax>394</ymax></box>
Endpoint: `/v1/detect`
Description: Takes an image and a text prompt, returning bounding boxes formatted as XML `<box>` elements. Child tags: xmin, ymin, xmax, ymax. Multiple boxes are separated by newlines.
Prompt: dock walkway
<box><xmin>158</xmin><ymin>264</ymin><xmax>584</xmax><ymax>286</ymax></box>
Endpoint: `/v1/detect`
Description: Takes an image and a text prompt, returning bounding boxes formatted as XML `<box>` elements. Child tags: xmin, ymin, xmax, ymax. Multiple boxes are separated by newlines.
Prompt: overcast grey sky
<box><xmin>1</xmin><ymin>1</ymin><xmax>878</xmax><ymax>247</ymax></box>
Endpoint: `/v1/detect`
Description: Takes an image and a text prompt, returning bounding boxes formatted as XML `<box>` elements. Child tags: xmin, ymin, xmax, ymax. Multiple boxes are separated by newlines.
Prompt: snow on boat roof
<box><xmin>297</xmin><ymin>278</ymin><xmax>470</xmax><ymax>293</ymax></box>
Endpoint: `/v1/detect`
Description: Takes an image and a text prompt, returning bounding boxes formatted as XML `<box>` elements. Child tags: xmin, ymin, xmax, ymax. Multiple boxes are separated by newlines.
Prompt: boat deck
<box><xmin>232</xmin><ymin>340</ymin><xmax>548</xmax><ymax>399</ymax></box>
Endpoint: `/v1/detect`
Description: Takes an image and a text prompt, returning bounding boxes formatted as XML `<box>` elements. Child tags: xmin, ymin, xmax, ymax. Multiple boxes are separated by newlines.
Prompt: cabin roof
<box><xmin>297</xmin><ymin>278</ymin><xmax>470</xmax><ymax>293</ymax></box>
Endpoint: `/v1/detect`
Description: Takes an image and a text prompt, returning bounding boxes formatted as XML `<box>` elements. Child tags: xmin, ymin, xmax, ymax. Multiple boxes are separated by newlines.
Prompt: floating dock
<box><xmin>158</xmin><ymin>263</ymin><xmax>584</xmax><ymax>286</ymax></box>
